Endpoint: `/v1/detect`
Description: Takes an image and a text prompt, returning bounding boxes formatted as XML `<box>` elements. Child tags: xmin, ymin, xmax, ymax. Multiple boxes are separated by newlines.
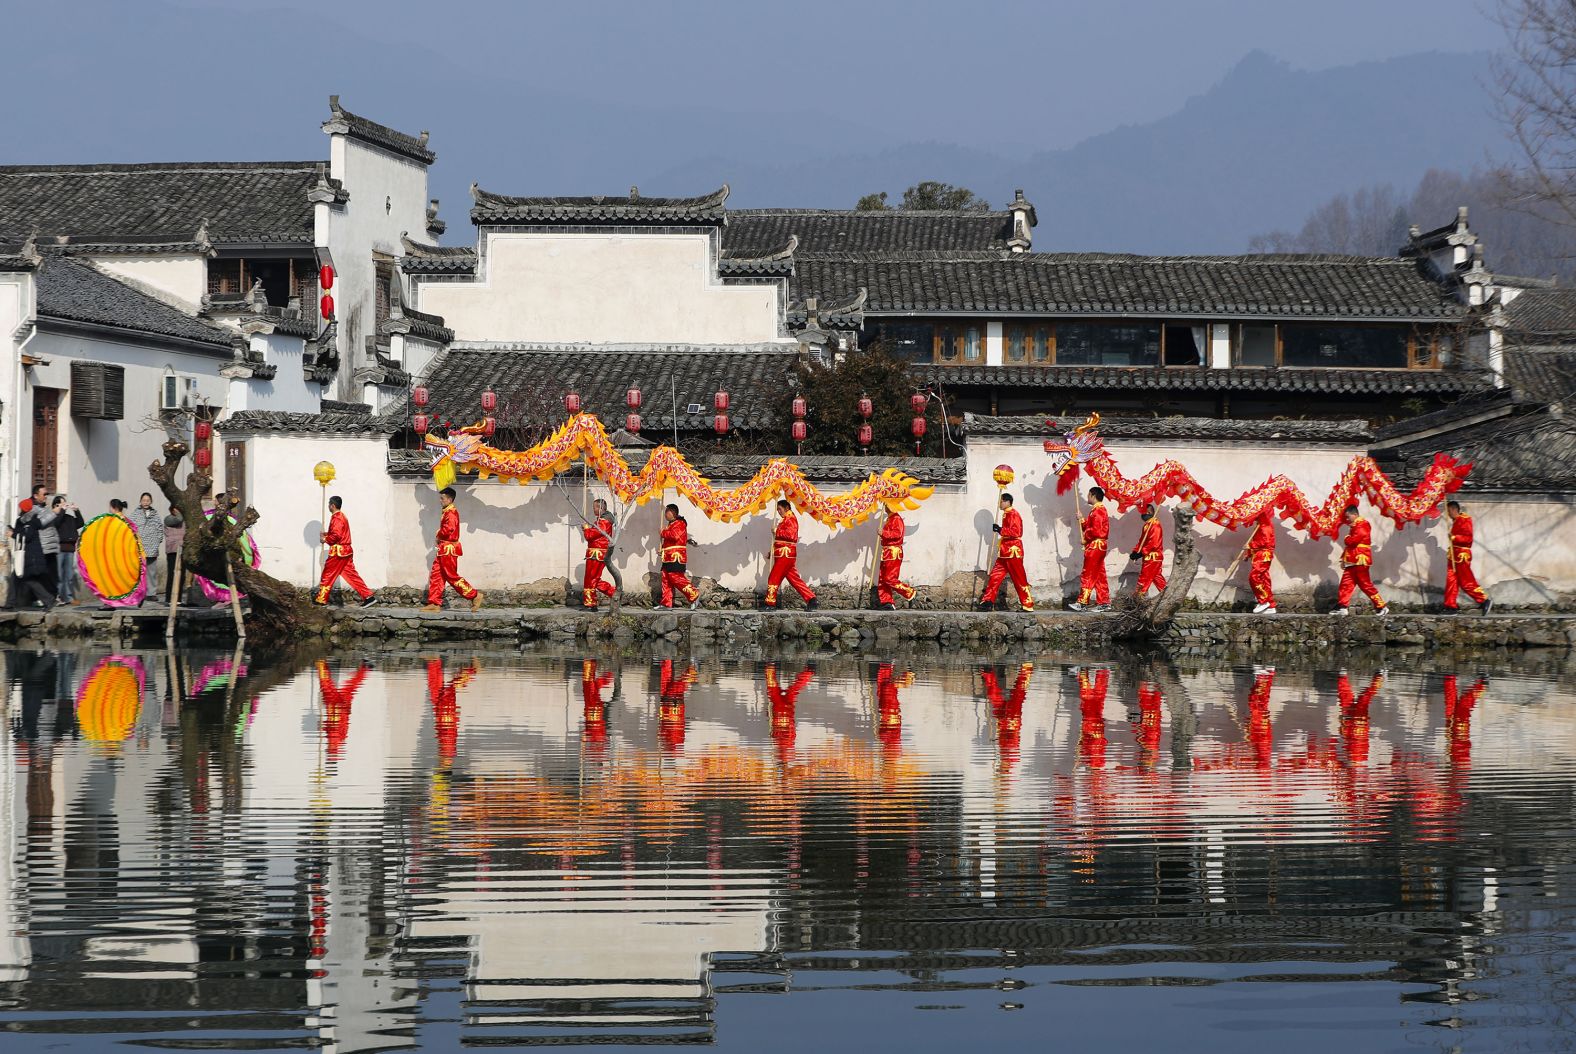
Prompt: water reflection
<box><xmin>1</xmin><ymin>644</ymin><xmax>1574</xmax><ymax>1051</ymax></box>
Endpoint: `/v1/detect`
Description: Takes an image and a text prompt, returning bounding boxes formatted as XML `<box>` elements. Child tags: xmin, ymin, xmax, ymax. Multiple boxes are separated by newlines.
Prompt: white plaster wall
<box><xmin>415</xmin><ymin>232</ymin><xmax>788</xmax><ymax>346</ymax></box>
<box><xmin>86</xmin><ymin>254</ymin><xmax>207</xmax><ymax>314</ymax></box>
<box><xmin>323</xmin><ymin>135</ymin><xmax>433</xmax><ymax>402</ymax></box>
<box><xmin>25</xmin><ymin>332</ymin><xmax>228</xmax><ymax>515</ymax></box>
<box><xmin>240</xmin><ymin>332</ymin><xmax>322</xmax><ymax>414</ymax></box>
<box><xmin>0</xmin><ymin>273</ymin><xmax>31</xmax><ymax>509</ymax></box>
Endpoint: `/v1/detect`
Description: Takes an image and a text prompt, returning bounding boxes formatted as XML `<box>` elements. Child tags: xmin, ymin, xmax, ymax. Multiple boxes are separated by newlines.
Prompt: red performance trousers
<box><xmin>766</xmin><ymin>556</ymin><xmax>815</xmax><ymax>605</ymax></box>
<box><xmin>316</xmin><ymin>554</ymin><xmax>372</xmax><ymax>603</ymax></box>
<box><xmin>981</xmin><ymin>549</ymin><xmax>1033</xmax><ymax>610</ymax></box>
<box><xmin>661</xmin><ymin>569</ymin><xmax>698</xmax><ymax>607</ymax></box>
<box><xmin>1338</xmin><ymin>564</ymin><xmax>1384</xmax><ymax>609</ymax></box>
<box><xmin>1248</xmin><ymin>550</ymin><xmax>1274</xmax><ymax>606</ymax></box>
<box><xmin>877</xmin><ymin>553</ymin><xmax>916</xmax><ymax>605</ymax></box>
<box><xmin>1135</xmin><ymin>555</ymin><xmax>1167</xmax><ymax>596</ymax></box>
<box><xmin>427</xmin><ymin>551</ymin><xmax>477</xmax><ymax>604</ymax></box>
<box><xmin>1444</xmin><ymin>550</ymin><xmax>1487</xmax><ymax>608</ymax></box>
<box><xmin>583</xmin><ymin>557</ymin><xmax>616</xmax><ymax>607</ymax></box>
<box><xmin>1077</xmin><ymin>549</ymin><xmax>1109</xmax><ymax>605</ymax></box>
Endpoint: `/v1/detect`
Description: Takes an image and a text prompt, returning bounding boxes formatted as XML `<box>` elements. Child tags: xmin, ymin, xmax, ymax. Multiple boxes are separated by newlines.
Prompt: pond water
<box><xmin>1</xmin><ymin>643</ymin><xmax>1573</xmax><ymax>1052</ymax></box>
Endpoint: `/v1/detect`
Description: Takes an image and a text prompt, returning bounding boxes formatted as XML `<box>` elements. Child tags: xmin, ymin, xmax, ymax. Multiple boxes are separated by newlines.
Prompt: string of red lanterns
<box><xmin>319</xmin><ymin>264</ymin><xmax>335</xmax><ymax>320</ymax></box>
<box><xmin>713</xmin><ymin>390</ymin><xmax>729</xmax><ymax>437</ymax></box>
<box><xmin>790</xmin><ymin>394</ymin><xmax>808</xmax><ymax>452</ymax></box>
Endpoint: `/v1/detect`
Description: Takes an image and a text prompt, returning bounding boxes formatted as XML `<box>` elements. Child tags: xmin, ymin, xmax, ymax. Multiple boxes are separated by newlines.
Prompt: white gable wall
<box><xmin>87</xmin><ymin>254</ymin><xmax>207</xmax><ymax>314</ymax></box>
<box><xmin>415</xmin><ymin>232</ymin><xmax>789</xmax><ymax>346</ymax></box>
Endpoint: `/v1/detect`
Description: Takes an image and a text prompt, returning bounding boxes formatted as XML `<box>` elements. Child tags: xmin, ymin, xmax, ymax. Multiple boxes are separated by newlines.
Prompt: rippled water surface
<box><xmin>2</xmin><ymin>643</ymin><xmax>1574</xmax><ymax>1052</ymax></box>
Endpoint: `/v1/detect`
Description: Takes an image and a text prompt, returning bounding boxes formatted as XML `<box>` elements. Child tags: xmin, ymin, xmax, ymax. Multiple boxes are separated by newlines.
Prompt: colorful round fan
<box><xmin>194</xmin><ymin>515</ymin><xmax>261</xmax><ymax>603</ymax></box>
<box><xmin>76</xmin><ymin>513</ymin><xmax>149</xmax><ymax>607</ymax></box>
<box><xmin>75</xmin><ymin>655</ymin><xmax>146</xmax><ymax>750</ymax></box>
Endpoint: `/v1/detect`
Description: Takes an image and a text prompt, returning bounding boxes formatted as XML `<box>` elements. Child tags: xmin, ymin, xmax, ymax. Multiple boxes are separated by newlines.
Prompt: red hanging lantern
<box><xmin>911</xmin><ymin>416</ymin><xmax>927</xmax><ymax>439</ymax></box>
<box><xmin>319</xmin><ymin>264</ymin><xmax>334</xmax><ymax>290</ymax></box>
<box><xmin>791</xmin><ymin>395</ymin><xmax>807</xmax><ymax>418</ymax></box>
<box><xmin>413</xmin><ymin>413</ymin><xmax>429</xmax><ymax>435</ymax></box>
<box><xmin>625</xmin><ymin>412</ymin><xmax>642</xmax><ymax>434</ymax></box>
<box><xmin>481</xmin><ymin>416</ymin><xmax>496</xmax><ymax>438</ymax></box>
<box><xmin>412</xmin><ymin>385</ymin><xmax>429</xmax><ymax>408</ymax></box>
<box><xmin>713</xmin><ymin>413</ymin><xmax>730</xmax><ymax>436</ymax></box>
<box><xmin>626</xmin><ymin>387</ymin><xmax>642</xmax><ymax>410</ymax></box>
<box><xmin>857</xmin><ymin>395</ymin><xmax>873</xmax><ymax>420</ymax></box>
<box><xmin>320</xmin><ymin>293</ymin><xmax>335</xmax><ymax>319</ymax></box>
<box><xmin>564</xmin><ymin>392</ymin><xmax>582</xmax><ymax>414</ymax></box>
<box><xmin>480</xmin><ymin>388</ymin><xmax>497</xmax><ymax>413</ymax></box>
<box><xmin>857</xmin><ymin>423</ymin><xmax>873</xmax><ymax>448</ymax></box>
<box><xmin>194</xmin><ymin>420</ymin><xmax>212</xmax><ymax>442</ymax></box>
<box><xmin>714</xmin><ymin>390</ymin><xmax>730</xmax><ymax>413</ymax></box>
<box><xmin>911</xmin><ymin>393</ymin><xmax>927</xmax><ymax>415</ymax></box>
<box><xmin>791</xmin><ymin>420</ymin><xmax>808</xmax><ymax>443</ymax></box>
<box><xmin>193</xmin><ymin>448</ymin><xmax>212</xmax><ymax>469</ymax></box>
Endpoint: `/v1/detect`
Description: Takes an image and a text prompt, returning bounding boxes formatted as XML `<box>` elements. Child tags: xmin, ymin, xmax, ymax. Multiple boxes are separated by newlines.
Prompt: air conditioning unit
<box><xmin>161</xmin><ymin>375</ymin><xmax>196</xmax><ymax>411</ymax></box>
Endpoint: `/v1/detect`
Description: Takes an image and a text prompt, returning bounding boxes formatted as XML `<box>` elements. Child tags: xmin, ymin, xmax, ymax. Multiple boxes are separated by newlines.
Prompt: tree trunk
<box><xmin>149</xmin><ymin>440</ymin><xmax>326</xmax><ymax>639</ymax></box>
<box><xmin>1116</xmin><ymin>507</ymin><xmax>1200</xmax><ymax>639</ymax></box>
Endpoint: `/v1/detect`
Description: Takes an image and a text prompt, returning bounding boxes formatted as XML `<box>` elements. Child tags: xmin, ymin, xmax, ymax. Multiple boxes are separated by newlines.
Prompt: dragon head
<box><xmin>1041</xmin><ymin>413</ymin><xmax>1105</xmax><ymax>478</ymax></box>
<box><xmin>423</xmin><ymin>426</ymin><xmax>487</xmax><ymax>490</ymax></box>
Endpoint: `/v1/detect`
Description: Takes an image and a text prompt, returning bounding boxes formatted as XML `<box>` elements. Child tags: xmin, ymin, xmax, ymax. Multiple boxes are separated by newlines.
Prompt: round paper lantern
<box><xmin>412</xmin><ymin>385</ymin><xmax>429</xmax><ymax>408</ymax></box>
<box><xmin>791</xmin><ymin>396</ymin><xmax>807</xmax><ymax>418</ymax></box>
<box><xmin>320</xmin><ymin>293</ymin><xmax>335</xmax><ymax>319</ymax></box>
<box><xmin>913</xmin><ymin>417</ymin><xmax>929</xmax><ymax>440</ymax></box>
<box><xmin>857</xmin><ymin>395</ymin><xmax>873</xmax><ymax>419</ymax></box>
<box><xmin>194</xmin><ymin>448</ymin><xmax>212</xmax><ymax>468</ymax></box>
<box><xmin>481</xmin><ymin>416</ymin><xmax>496</xmax><ymax>437</ymax></box>
<box><xmin>564</xmin><ymin>392</ymin><xmax>582</xmax><ymax>414</ymax></box>
<box><xmin>319</xmin><ymin>264</ymin><xmax>334</xmax><ymax>290</ymax></box>
<box><xmin>992</xmin><ymin>463</ymin><xmax>1014</xmax><ymax>486</ymax></box>
<box><xmin>194</xmin><ymin>420</ymin><xmax>212</xmax><ymax>442</ymax></box>
<box><xmin>911</xmin><ymin>393</ymin><xmax>927</xmax><ymax>415</ymax></box>
<box><xmin>714</xmin><ymin>391</ymin><xmax>730</xmax><ymax>413</ymax></box>
<box><xmin>857</xmin><ymin>423</ymin><xmax>873</xmax><ymax>448</ymax></box>
<box><xmin>313</xmin><ymin>460</ymin><xmax>336</xmax><ymax>485</ymax></box>
<box><xmin>713</xmin><ymin>413</ymin><xmax>730</xmax><ymax>436</ymax></box>
<box><xmin>791</xmin><ymin>420</ymin><xmax>808</xmax><ymax>443</ymax></box>
<box><xmin>413</xmin><ymin>414</ymin><xmax>429</xmax><ymax>435</ymax></box>
<box><xmin>626</xmin><ymin>387</ymin><xmax>642</xmax><ymax>410</ymax></box>
<box><xmin>480</xmin><ymin>388</ymin><xmax>497</xmax><ymax>413</ymax></box>
<box><xmin>625</xmin><ymin>412</ymin><xmax>642</xmax><ymax>434</ymax></box>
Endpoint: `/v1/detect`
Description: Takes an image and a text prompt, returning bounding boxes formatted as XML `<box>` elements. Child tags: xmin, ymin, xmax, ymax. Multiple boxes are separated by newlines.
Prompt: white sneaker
<box><xmin>1333</xmin><ymin>607</ymin><xmax>1350</xmax><ymax>616</ymax></box>
<box><xmin>1093</xmin><ymin>604</ymin><xmax>1111</xmax><ymax>612</ymax></box>
<box><xmin>1068</xmin><ymin>602</ymin><xmax>1085</xmax><ymax>612</ymax></box>
<box><xmin>1376</xmin><ymin>606</ymin><xmax>1390</xmax><ymax>617</ymax></box>
<box><xmin>1264</xmin><ymin>606</ymin><xmax>1277</xmax><ymax>615</ymax></box>
<box><xmin>1251</xmin><ymin>603</ymin><xmax>1268</xmax><ymax>614</ymax></box>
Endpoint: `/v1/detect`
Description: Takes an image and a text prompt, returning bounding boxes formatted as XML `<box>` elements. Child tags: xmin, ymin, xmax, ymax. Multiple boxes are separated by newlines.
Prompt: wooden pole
<box><xmin>979</xmin><ymin>485</ymin><xmax>1005</xmax><ymax>603</ymax></box>
<box><xmin>1211</xmin><ymin>537</ymin><xmax>1255</xmax><ymax>606</ymax></box>
<box><xmin>317</xmin><ymin>483</ymin><xmax>328</xmax><ymax>599</ymax></box>
<box><xmin>224</xmin><ymin>550</ymin><xmax>246</xmax><ymax>640</ymax></box>
<box><xmin>863</xmin><ymin>517</ymin><xmax>883</xmax><ymax>609</ymax></box>
<box><xmin>164</xmin><ymin>549</ymin><xmax>183</xmax><ymax>643</ymax></box>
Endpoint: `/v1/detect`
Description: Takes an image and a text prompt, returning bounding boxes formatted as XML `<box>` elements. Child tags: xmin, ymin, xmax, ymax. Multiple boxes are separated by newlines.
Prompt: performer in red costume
<box><xmin>1334</xmin><ymin>505</ymin><xmax>1388</xmax><ymax>616</ymax></box>
<box><xmin>316</xmin><ymin>659</ymin><xmax>368</xmax><ymax>760</ymax></box>
<box><xmin>579</xmin><ymin>498</ymin><xmax>618</xmax><ymax>610</ymax></box>
<box><xmin>978</xmin><ymin>492</ymin><xmax>1033</xmax><ymax>611</ymax></box>
<box><xmin>1337</xmin><ymin>670</ymin><xmax>1384</xmax><ymax>766</ymax></box>
<box><xmin>875</xmin><ymin>663</ymin><xmax>911</xmax><ymax>749</ymax></box>
<box><xmin>764</xmin><ymin>500</ymin><xmax>818</xmax><ymax>610</ymax></box>
<box><xmin>1129</xmin><ymin>502</ymin><xmax>1167</xmax><ymax>598</ymax></box>
<box><xmin>1444</xmin><ymin>674</ymin><xmax>1486</xmax><ymax>768</ymax></box>
<box><xmin>982</xmin><ymin>662</ymin><xmax>1034</xmax><ymax>765</ymax></box>
<box><xmin>581</xmin><ymin>659</ymin><xmax>613</xmax><ymax>748</ymax></box>
<box><xmin>765</xmin><ymin>663</ymin><xmax>814</xmax><ymax>754</ymax></box>
<box><xmin>315</xmin><ymin>495</ymin><xmax>376</xmax><ymax>606</ymax></box>
<box><xmin>424</xmin><ymin>487</ymin><xmax>483</xmax><ymax>612</ymax></box>
<box><xmin>1443</xmin><ymin>500</ymin><xmax>1492</xmax><ymax>615</ymax></box>
<box><xmin>1075</xmin><ymin>666</ymin><xmax>1109</xmax><ymax>768</ymax></box>
<box><xmin>1070</xmin><ymin>487</ymin><xmax>1110</xmax><ymax>611</ymax></box>
<box><xmin>1132</xmin><ymin>681</ymin><xmax>1164</xmax><ymax>767</ymax></box>
<box><xmin>875</xmin><ymin>504</ymin><xmax>917</xmax><ymax>610</ymax></box>
<box><xmin>1247</xmin><ymin>511</ymin><xmax>1277</xmax><ymax>614</ymax></box>
<box><xmin>1246</xmin><ymin>665</ymin><xmax>1275</xmax><ymax>770</ymax></box>
<box><xmin>427</xmin><ymin>657</ymin><xmax>477</xmax><ymax>764</ymax></box>
<box><xmin>657</xmin><ymin>658</ymin><xmax>696</xmax><ymax>752</ymax></box>
<box><xmin>659</xmin><ymin>504</ymin><xmax>701</xmax><ymax>609</ymax></box>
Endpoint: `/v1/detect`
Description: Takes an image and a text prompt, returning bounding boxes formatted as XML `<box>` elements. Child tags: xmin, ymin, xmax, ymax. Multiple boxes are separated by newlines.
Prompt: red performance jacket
<box><xmin>1133</xmin><ymin>516</ymin><xmax>1163</xmax><ymax>561</ymax></box>
<box><xmin>880</xmin><ymin>512</ymin><xmax>906</xmax><ymax>557</ymax></box>
<box><xmin>773</xmin><ymin>513</ymin><xmax>801</xmax><ymax>559</ymax></box>
<box><xmin>1082</xmin><ymin>503</ymin><xmax>1109</xmax><ymax>552</ymax></box>
<box><xmin>323</xmin><ymin>510</ymin><xmax>354</xmax><ymax>558</ymax></box>
<box><xmin>583</xmin><ymin>515</ymin><xmax>613</xmax><ymax>558</ymax></box>
<box><xmin>435</xmin><ymin>506</ymin><xmax>462</xmax><ymax>557</ymax></box>
<box><xmin>1342</xmin><ymin>516</ymin><xmax>1373</xmax><ymax>567</ymax></box>
<box><xmin>1449</xmin><ymin>514</ymin><xmax>1474</xmax><ymax>559</ymax></box>
<box><xmin>660</xmin><ymin>518</ymin><xmax>689</xmax><ymax>566</ymax></box>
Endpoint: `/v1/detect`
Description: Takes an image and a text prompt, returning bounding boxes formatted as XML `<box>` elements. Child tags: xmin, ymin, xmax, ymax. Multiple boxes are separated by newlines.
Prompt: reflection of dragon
<box><xmin>424</xmin><ymin>414</ymin><xmax>934</xmax><ymax>528</ymax></box>
<box><xmin>1041</xmin><ymin>413</ymin><xmax>1471</xmax><ymax>538</ymax></box>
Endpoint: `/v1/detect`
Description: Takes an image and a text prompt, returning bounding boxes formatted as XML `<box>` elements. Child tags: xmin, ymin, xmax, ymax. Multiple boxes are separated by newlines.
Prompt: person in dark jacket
<box><xmin>51</xmin><ymin>495</ymin><xmax>83</xmax><ymax>605</ymax></box>
<box><xmin>12</xmin><ymin>501</ymin><xmax>55</xmax><ymax>609</ymax></box>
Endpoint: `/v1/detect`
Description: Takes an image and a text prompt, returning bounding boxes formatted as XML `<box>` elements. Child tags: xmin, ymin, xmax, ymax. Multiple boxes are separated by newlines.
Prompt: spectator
<box><xmin>130</xmin><ymin>493</ymin><xmax>164</xmax><ymax>607</ymax></box>
<box><xmin>12</xmin><ymin>500</ymin><xmax>55</xmax><ymax>609</ymax></box>
<box><xmin>50</xmin><ymin>496</ymin><xmax>83</xmax><ymax>605</ymax></box>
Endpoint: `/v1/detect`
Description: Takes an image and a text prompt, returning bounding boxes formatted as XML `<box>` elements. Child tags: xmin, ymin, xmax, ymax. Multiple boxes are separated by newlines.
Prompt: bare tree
<box><xmin>1495</xmin><ymin>0</ymin><xmax>1576</xmax><ymax>230</ymax></box>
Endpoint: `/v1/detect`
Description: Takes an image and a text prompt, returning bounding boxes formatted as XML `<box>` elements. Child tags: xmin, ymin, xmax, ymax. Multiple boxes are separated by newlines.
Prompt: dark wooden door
<box><xmin>225</xmin><ymin>441</ymin><xmax>247</xmax><ymax>510</ymax></box>
<box><xmin>31</xmin><ymin>388</ymin><xmax>60</xmax><ymax>494</ymax></box>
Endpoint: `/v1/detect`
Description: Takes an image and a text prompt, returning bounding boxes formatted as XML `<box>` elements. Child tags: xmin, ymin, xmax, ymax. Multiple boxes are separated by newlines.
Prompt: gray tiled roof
<box><xmin>1377</xmin><ymin>409</ymin><xmax>1576</xmax><ymax>491</ymax></box>
<box><xmin>724</xmin><ymin>210</ymin><xmax>1013</xmax><ymax>254</ymax></box>
<box><xmin>717</xmin><ymin>235</ymin><xmax>797</xmax><ymax>276</ymax></box>
<box><xmin>35</xmin><ymin>256</ymin><xmax>234</xmax><ymax>349</ymax></box>
<box><xmin>385</xmin><ymin>446</ymin><xmax>965</xmax><ymax>484</ymax></box>
<box><xmin>471</xmin><ymin>185</ymin><xmax>730</xmax><ymax>226</ymax></box>
<box><xmin>965</xmin><ymin>413</ymin><xmax>1374</xmax><ymax>442</ymax></box>
<box><xmin>916</xmin><ymin>363</ymin><xmax>1477</xmax><ymax>396</ymax></box>
<box><xmin>1501</xmin><ymin>288</ymin><xmax>1576</xmax><ymax>338</ymax></box>
<box><xmin>1503</xmin><ymin>345</ymin><xmax>1576</xmax><ymax>402</ymax></box>
<box><xmin>793</xmin><ymin>252</ymin><xmax>1462</xmax><ymax>320</ymax></box>
<box><xmin>323</xmin><ymin>95</ymin><xmax>434</xmax><ymax>165</ymax></box>
<box><xmin>414</xmin><ymin>344</ymin><xmax>802</xmax><ymax>431</ymax></box>
<box><xmin>219</xmin><ymin>409</ymin><xmax>400</xmax><ymax>436</ymax></box>
<box><xmin>400</xmin><ymin>235</ymin><xmax>477</xmax><ymax>274</ymax></box>
<box><xmin>0</xmin><ymin>161</ymin><xmax>326</xmax><ymax>244</ymax></box>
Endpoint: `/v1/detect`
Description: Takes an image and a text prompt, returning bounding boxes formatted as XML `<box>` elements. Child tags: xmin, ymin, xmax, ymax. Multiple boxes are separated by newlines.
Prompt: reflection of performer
<box><xmin>979</xmin><ymin>492</ymin><xmax>1033</xmax><ymax>611</ymax></box>
<box><xmin>426</xmin><ymin>657</ymin><xmax>477</xmax><ymax>763</ymax></box>
<box><xmin>1075</xmin><ymin>666</ymin><xmax>1109</xmax><ymax>768</ymax></box>
<box><xmin>1129</xmin><ymin>503</ymin><xmax>1167</xmax><ymax>598</ymax></box>
<box><xmin>580</xmin><ymin>659</ymin><xmax>613</xmax><ymax>746</ymax></box>
<box><xmin>875</xmin><ymin>663</ymin><xmax>912</xmax><ymax>748</ymax></box>
<box><xmin>1246</xmin><ymin>665</ymin><xmax>1275</xmax><ymax>769</ymax></box>
<box><xmin>1443</xmin><ymin>501</ymin><xmax>1492</xmax><ymax>614</ymax></box>
<box><xmin>315</xmin><ymin>659</ymin><xmax>368</xmax><ymax>760</ymax></box>
<box><xmin>659</xmin><ymin>504</ymin><xmax>701</xmax><ymax>609</ymax></box>
<box><xmin>875</xmin><ymin>506</ymin><xmax>916</xmax><ymax>610</ymax></box>
<box><xmin>764</xmin><ymin>500</ymin><xmax>818</xmax><ymax>610</ymax></box>
<box><xmin>580</xmin><ymin>499</ymin><xmax>618</xmax><ymax>611</ymax></box>
<box><xmin>657</xmin><ymin>659</ymin><xmax>696</xmax><ymax>752</ymax></box>
<box><xmin>765</xmin><ymin>663</ymin><xmax>814</xmax><ymax>753</ymax></box>
<box><xmin>315</xmin><ymin>496</ymin><xmax>376</xmax><ymax>606</ymax></box>
<box><xmin>1334</xmin><ymin>505</ymin><xmax>1388</xmax><ymax>616</ymax></box>
<box><xmin>982</xmin><ymin>662</ymin><xmax>1034</xmax><ymax>764</ymax></box>
<box><xmin>1247</xmin><ymin>512</ymin><xmax>1277</xmax><ymax>614</ymax></box>
<box><xmin>424</xmin><ymin>487</ymin><xmax>483</xmax><ymax>612</ymax></box>
<box><xmin>1070</xmin><ymin>487</ymin><xmax>1110</xmax><ymax>611</ymax></box>
<box><xmin>1444</xmin><ymin>674</ymin><xmax>1486</xmax><ymax>768</ymax></box>
<box><xmin>1132</xmin><ymin>680</ymin><xmax>1163</xmax><ymax>766</ymax></box>
<box><xmin>1338</xmin><ymin>670</ymin><xmax>1384</xmax><ymax>766</ymax></box>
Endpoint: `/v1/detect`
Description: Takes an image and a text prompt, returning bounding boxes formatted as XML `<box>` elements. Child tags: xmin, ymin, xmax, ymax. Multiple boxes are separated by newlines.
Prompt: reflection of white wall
<box><xmin>415</xmin><ymin>233</ymin><xmax>788</xmax><ymax>346</ymax></box>
<box><xmin>0</xmin><ymin>682</ymin><xmax>27</xmax><ymax>980</ymax></box>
